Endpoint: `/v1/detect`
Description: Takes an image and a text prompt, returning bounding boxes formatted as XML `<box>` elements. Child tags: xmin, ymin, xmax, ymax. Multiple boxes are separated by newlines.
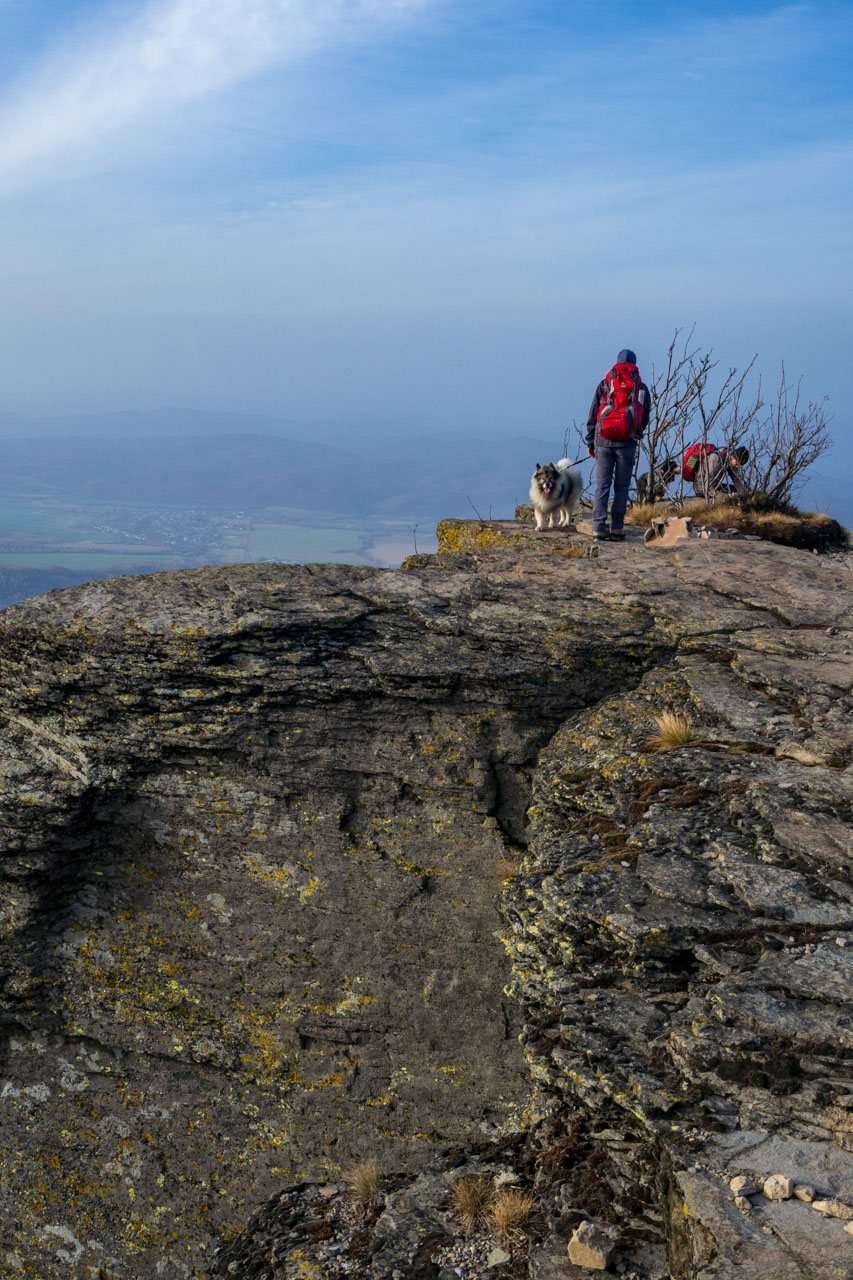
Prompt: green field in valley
<box><xmin>246</xmin><ymin>523</ymin><xmax>369</xmax><ymax>564</ymax></box>
<box><xmin>0</xmin><ymin>552</ymin><xmax>182</xmax><ymax>570</ymax></box>
<box><xmin>0</xmin><ymin>496</ymin><xmax>435</xmax><ymax>578</ymax></box>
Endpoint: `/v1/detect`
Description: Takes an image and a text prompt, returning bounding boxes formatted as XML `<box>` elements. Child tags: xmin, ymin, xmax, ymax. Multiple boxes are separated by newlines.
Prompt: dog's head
<box><xmin>533</xmin><ymin>462</ymin><xmax>560</xmax><ymax>495</ymax></box>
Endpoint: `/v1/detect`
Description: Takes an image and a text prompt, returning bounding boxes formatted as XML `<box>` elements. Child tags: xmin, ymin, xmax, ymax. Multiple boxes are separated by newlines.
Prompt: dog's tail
<box><xmin>556</xmin><ymin>457</ymin><xmax>583</xmax><ymax>506</ymax></box>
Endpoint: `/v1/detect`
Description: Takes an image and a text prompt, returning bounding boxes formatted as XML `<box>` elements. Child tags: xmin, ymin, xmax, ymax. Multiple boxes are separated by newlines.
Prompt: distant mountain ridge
<box><xmin>0</xmin><ymin>426</ymin><xmax>569</xmax><ymax>522</ymax></box>
<box><xmin>0</xmin><ymin>410</ymin><xmax>847</xmax><ymax>527</ymax></box>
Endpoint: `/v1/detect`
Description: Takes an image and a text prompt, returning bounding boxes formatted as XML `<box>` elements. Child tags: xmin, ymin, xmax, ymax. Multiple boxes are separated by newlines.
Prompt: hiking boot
<box><xmin>592</xmin><ymin>531</ymin><xmax>610</xmax><ymax>542</ymax></box>
<box><xmin>609</xmin><ymin>529</ymin><xmax>626</xmax><ymax>541</ymax></box>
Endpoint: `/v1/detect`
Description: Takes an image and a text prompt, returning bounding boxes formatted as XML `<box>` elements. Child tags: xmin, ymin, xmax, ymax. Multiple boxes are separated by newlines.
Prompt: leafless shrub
<box><xmin>638</xmin><ymin>327</ymin><xmax>759</xmax><ymax>503</ymax></box>
<box><xmin>635</xmin><ymin>330</ymin><xmax>831</xmax><ymax>511</ymax></box>
<box><xmin>742</xmin><ymin>366</ymin><xmax>832</xmax><ymax>507</ymax></box>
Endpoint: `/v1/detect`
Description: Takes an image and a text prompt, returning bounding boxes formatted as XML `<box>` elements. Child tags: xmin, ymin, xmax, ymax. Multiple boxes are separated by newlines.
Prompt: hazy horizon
<box><xmin>0</xmin><ymin>0</ymin><xmax>848</xmax><ymax>569</ymax></box>
<box><xmin>0</xmin><ymin>1</ymin><xmax>849</xmax><ymax>474</ymax></box>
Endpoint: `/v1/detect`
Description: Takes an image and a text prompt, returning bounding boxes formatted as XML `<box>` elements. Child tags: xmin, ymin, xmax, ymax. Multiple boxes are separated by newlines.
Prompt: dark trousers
<box><xmin>592</xmin><ymin>442</ymin><xmax>636</xmax><ymax>533</ymax></box>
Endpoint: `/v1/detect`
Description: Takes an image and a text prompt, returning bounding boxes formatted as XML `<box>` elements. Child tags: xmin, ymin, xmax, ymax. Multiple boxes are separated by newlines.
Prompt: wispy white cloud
<box><xmin>0</xmin><ymin>0</ymin><xmax>435</xmax><ymax>190</ymax></box>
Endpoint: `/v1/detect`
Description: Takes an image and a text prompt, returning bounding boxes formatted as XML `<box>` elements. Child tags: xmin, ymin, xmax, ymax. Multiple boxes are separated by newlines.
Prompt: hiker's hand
<box><xmin>588</xmin><ymin>447</ymin><xmax>595</xmax><ymax>458</ymax></box>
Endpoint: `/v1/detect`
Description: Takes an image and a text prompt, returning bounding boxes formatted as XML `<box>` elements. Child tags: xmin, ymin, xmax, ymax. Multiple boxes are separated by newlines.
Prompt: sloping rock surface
<box><xmin>0</xmin><ymin>556</ymin><xmax>666</xmax><ymax>1278</ymax></box>
<box><xmin>1</xmin><ymin>537</ymin><xmax>851</xmax><ymax>1278</ymax></box>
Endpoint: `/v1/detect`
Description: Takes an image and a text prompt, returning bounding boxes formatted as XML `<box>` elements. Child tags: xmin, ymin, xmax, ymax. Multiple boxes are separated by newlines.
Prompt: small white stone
<box><xmin>764</xmin><ymin>1175</ymin><xmax>794</xmax><ymax>1202</ymax></box>
<box><xmin>845</xmin><ymin>1221</ymin><xmax>853</xmax><ymax>1236</ymax></box>
<box><xmin>837</xmin><ymin>938</ymin><xmax>847</xmax><ymax>948</ymax></box>
<box><xmin>794</xmin><ymin>1185</ymin><xmax>815</xmax><ymax>1203</ymax></box>
<box><xmin>487</xmin><ymin>1247</ymin><xmax>512</xmax><ymax>1267</ymax></box>
<box><xmin>734</xmin><ymin>1195</ymin><xmax>751</xmax><ymax>1212</ymax></box>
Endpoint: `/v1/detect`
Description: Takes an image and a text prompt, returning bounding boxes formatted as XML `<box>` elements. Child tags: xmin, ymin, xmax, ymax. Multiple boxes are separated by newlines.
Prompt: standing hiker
<box><xmin>586</xmin><ymin>348</ymin><xmax>651</xmax><ymax>541</ymax></box>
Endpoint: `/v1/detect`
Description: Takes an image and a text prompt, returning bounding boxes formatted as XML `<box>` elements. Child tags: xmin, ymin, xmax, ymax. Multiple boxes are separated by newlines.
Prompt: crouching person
<box><xmin>690</xmin><ymin>445</ymin><xmax>749</xmax><ymax>499</ymax></box>
<box><xmin>586</xmin><ymin>348</ymin><xmax>651</xmax><ymax>540</ymax></box>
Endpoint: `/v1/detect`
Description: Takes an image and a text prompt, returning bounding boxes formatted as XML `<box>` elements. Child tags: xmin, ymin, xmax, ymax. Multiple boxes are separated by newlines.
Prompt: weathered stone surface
<box><xmin>0</xmin><ymin>532</ymin><xmax>851</xmax><ymax>1278</ymax></box>
<box><xmin>673</xmin><ymin>1171</ymin><xmax>806</xmax><ymax>1280</ymax></box>
<box><xmin>812</xmin><ymin>1197</ymin><xmax>853</xmax><ymax>1219</ymax></box>
<box><xmin>567</xmin><ymin>1218</ymin><xmax>618</xmax><ymax>1269</ymax></box>
<box><xmin>528</xmin><ymin>1239</ymin><xmax>595</xmax><ymax>1279</ymax></box>
<box><xmin>749</xmin><ymin>1195</ymin><xmax>853</xmax><ymax>1280</ymax></box>
<box><xmin>0</xmin><ymin>556</ymin><xmax>669</xmax><ymax>1276</ymax></box>
<box><xmin>715</xmin><ymin>1132</ymin><xmax>853</xmax><ymax>1201</ymax></box>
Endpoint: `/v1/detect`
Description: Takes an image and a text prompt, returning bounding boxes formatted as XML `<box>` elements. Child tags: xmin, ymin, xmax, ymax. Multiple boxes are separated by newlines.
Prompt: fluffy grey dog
<box><xmin>529</xmin><ymin>458</ymin><xmax>582</xmax><ymax>531</ymax></box>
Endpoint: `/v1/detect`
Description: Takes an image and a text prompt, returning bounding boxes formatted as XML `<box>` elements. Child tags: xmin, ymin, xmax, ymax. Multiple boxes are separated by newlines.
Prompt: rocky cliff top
<box><xmin>1</xmin><ymin>532</ymin><xmax>851</xmax><ymax>1279</ymax></box>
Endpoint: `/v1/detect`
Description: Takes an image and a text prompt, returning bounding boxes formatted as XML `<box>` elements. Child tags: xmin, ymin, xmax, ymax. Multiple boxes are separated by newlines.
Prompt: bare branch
<box><xmin>635</xmin><ymin>331</ymin><xmax>832</xmax><ymax>510</ymax></box>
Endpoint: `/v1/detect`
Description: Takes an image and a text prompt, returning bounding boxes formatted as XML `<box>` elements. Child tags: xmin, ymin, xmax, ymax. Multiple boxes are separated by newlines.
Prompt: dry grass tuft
<box><xmin>489</xmin><ymin>1187</ymin><xmax>536</xmax><ymax>1241</ymax></box>
<box><xmin>643</xmin><ymin>711</ymin><xmax>697</xmax><ymax>752</ymax></box>
<box><xmin>496</xmin><ymin>854</ymin><xmax>522</xmax><ymax>881</ymax></box>
<box><xmin>345</xmin><ymin>1158</ymin><xmax>383</xmax><ymax>1207</ymax></box>
<box><xmin>625</xmin><ymin>496</ymin><xmax>847</xmax><ymax>549</ymax></box>
<box><xmin>451</xmin><ymin>1175</ymin><xmax>495</xmax><ymax>1233</ymax></box>
<box><xmin>624</xmin><ymin>501</ymin><xmax>665</xmax><ymax>526</ymax></box>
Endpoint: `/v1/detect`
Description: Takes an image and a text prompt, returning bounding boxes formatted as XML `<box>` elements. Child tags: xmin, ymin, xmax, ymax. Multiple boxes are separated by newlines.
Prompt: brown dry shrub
<box><xmin>642</xmin><ymin>711</ymin><xmax>697</xmax><ymax>751</ymax></box>
<box><xmin>345</xmin><ymin>1159</ymin><xmax>382</xmax><ymax>1208</ymax></box>
<box><xmin>626</xmin><ymin>496</ymin><xmax>846</xmax><ymax>549</ymax></box>
<box><xmin>624</xmin><ymin>501</ymin><xmax>665</xmax><ymax>526</ymax></box>
<box><xmin>489</xmin><ymin>1187</ymin><xmax>535</xmax><ymax>1241</ymax></box>
<box><xmin>451</xmin><ymin>1175</ymin><xmax>495</xmax><ymax>1233</ymax></box>
<box><xmin>496</xmin><ymin>854</ymin><xmax>522</xmax><ymax>881</ymax></box>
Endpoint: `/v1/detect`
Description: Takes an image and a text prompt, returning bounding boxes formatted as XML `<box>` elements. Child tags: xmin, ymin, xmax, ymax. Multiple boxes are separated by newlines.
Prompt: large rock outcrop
<box><xmin>0</xmin><ymin>534</ymin><xmax>851</xmax><ymax>1279</ymax></box>
<box><xmin>0</xmin><ymin>555</ymin><xmax>667</xmax><ymax>1278</ymax></box>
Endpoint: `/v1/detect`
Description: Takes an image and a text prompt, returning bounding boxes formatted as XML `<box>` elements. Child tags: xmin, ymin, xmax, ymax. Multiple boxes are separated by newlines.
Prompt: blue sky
<box><xmin>0</xmin><ymin>0</ymin><xmax>850</xmax><ymax>466</ymax></box>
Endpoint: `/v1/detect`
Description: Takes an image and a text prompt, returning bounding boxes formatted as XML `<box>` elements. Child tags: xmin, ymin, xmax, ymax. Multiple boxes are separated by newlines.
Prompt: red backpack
<box><xmin>596</xmin><ymin>361</ymin><xmax>646</xmax><ymax>442</ymax></box>
<box><xmin>681</xmin><ymin>442</ymin><xmax>716</xmax><ymax>482</ymax></box>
